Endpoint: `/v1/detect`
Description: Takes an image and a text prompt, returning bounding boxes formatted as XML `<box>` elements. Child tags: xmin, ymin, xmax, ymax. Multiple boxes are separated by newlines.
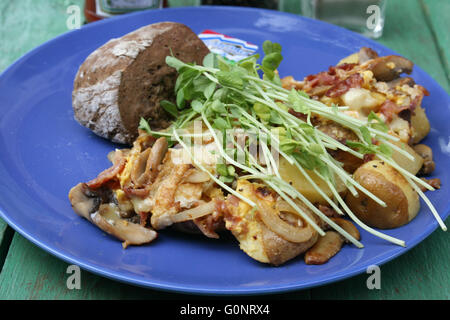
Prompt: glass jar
<box><xmin>201</xmin><ymin>0</ymin><xmax>279</xmax><ymax>10</ymax></box>
<box><xmin>301</xmin><ymin>0</ymin><xmax>387</xmax><ymax>39</ymax></box>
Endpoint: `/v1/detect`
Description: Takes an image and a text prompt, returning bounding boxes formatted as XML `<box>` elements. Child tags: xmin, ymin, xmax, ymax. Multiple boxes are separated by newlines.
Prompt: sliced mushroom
<box><xmin>107</xmin><ymin>148</ymin><xmax>130</xmax><ymax>163</ymax></box>
<box><xmin>91</xmin><ymin>203</ymin><xmax>157</xmax><ymax>246</ymax></box>
<box><xmin>304</xmin><ymin>231</ymin><xmax>344</xmax><ymax>265</ymax></box>
<box><xmin>136</xmin><ymin>130</ymin><xmax>157</xmax><ymax>150</ymax></box>
<box><xmin>413</xmin><ymin>144</ymin><xmax>435</xmax><ymax>175</ymax></box>
<box><xmin>131</xmin><ymin>137</ymin><xmax>168</xmax><ymax>188</ymax></box>
<box><xmin>330</xmin><ymin>217</ymin><xmax>360</xmax><ymax>242</ymax></box>
<box><xmin>387</xmin><ymin>76</ymin><xmax>415</xmax><ymax>89</ymax></box>
<box><xmin>69</xmin><ymin>183</ymin><xmax>103</xmax><ymax>221</ymax></box>
<box><xmin>145</xmin><ymin>137</ymin><xmax>168</xmax><ymax>182</ymax></box>
<box><xmin>367</xmin><ymin>55</ymin><xmax>414</xmax><ymax>82</ymax></box>
<box><xmin>131</xmin><ymin>147</ymin><xmax>151</xmax><ymax>187</ymax></box>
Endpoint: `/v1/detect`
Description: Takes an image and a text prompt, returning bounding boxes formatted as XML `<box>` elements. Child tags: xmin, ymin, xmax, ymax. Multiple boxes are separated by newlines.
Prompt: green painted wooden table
<box><xmin>0</xmin><ymin>0</ymin><xmax>448</xmax><ymax>300</ymax></box>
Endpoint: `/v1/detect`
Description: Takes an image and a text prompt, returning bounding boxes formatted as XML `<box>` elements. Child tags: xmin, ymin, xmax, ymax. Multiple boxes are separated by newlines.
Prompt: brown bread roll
<box><xmin>72</xmin><ymin>22</ymin><xmax>209</xmax><ymax>144</ymax></box>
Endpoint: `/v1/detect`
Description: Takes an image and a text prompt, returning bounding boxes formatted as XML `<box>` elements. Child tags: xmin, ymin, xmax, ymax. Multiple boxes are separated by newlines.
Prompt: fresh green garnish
<box><xmin>346</xmin><ymin>126</ymin><xmax>392</xmax><ymax>157</ymax></box>
<box><xmin>216</xmin><ymin>163</ymin><xmax>236</xmax><ymax>183</ymax></box>
<box><xmin>160</xmin><ymin>100</ymin><xmax>178</xmax><ymax>118</ymax></box>
<box><xmin>367</xmin><ymin>111</ymin><xmax>389</xmax><ymax>132</ymax></box>
<box><xmin>138</xmin><ymin>40</ymin><xmax>445</xmax><ymax>246</ymax></box>
<box><xmin>261</xmin><ymin>40</ymin><xmax>283</xmax><ymax>80</ymax></box>
<box><xmin>138</xmin><ymin>117</ymin><xmax>152</xmax><ymax>133</ymax></box>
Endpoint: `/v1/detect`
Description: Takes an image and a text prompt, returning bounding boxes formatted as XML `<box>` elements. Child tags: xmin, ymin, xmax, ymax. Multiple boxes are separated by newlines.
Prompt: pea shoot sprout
<box><xmin>139</xmin><ymin>40</ymin><xmax>447</xmax><ymax>248</ymax></box>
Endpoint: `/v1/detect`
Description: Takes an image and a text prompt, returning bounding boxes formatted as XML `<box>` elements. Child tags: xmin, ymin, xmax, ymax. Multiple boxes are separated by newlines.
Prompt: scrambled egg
<box><xmin>113</xmin><ymin>142</ymin><xmax>218</xmax><ymax>220</ymax></box>
<box><xmin>225</xmin><ymin>180</ymin><xmax>271</xmax><ymax>264</ymax></box>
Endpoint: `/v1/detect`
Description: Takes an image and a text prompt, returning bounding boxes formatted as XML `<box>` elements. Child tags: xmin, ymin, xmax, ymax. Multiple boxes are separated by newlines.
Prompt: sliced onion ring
<box><xmin>275</xmin><ymin>200</ymin><xmax>305</xmax><ymax>228</ymax></box>
<box><xmin>170</xmin><ymin>200</ymin><xmax>216</xmax><ymax>223</ymax></box>
<box><xmin>276</xmin><ymin>200</ymin><xmax>297</xmax><ymax>213</ymax></box>
<box><xmin>256</xmin><ymin>199</ymin><xmax>314</xmax><ymax>243</ymax></box>
<box><xmin>184</xmin><ymin>169</ymin><xmax>211</xmax><ymax>183</ymax></box>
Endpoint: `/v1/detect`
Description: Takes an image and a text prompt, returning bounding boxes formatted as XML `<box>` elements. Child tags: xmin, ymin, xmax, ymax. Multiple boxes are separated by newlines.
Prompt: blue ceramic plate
<box><xmin>0</xmin><ymin>7</ymin><xmax>448</xmax><ymax>295</ymax></box>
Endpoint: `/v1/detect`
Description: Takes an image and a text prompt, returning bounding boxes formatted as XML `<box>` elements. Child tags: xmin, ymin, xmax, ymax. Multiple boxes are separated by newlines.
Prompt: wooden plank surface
<box><xmin>311</xmin><ymin>225</ymin><xmax>449</xmax><ymax>299</ymax></box>
<box><xmin>422</xmin><ymin>0</ymin><xmax>450</xmax><ymax>86</ymax></box>
<box><xmin>0</xmin><ymin>221</ymin><xmax>13</xmax><ymax>273</ymax></box>
<box><xmin>0</xmin><ymin>0</ymin><xmax>448</xmax><ymax>300</ymax></box>
<box><xmin>377</xmin><ymin>0</ymin><xmax>449</xmax><ymax>92</ymax></box>
<box><xmin>0</xmin><ymin>233</ymin><xmax>311</xmax><ymax>300</ymax></box>
<box><xmin>0</xmin><ymin>0</ymin><xmax>85</xmax><ymax>72</ymax></box>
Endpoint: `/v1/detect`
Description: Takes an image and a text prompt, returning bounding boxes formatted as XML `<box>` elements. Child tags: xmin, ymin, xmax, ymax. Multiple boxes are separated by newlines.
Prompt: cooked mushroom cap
<box><xmin>330</xmin><ymin>217</ymin><xmax>360</xmax><ymax>242</ymax></box>
<box><xmin>68</xmin><ymin>183</ymin><xmax>102</xmax><ymax>221</ymax></box>
<box><xmin>367</xmin><ymin>55</ymin><xmax>414</xmax><ymax>82</ymax></box>
<box><xmin>414</xmin><ymin>144</ymin><xmax>435</xmax><ymax>175</ymax></box>
<box><xmin>304</xmin><ymin>231</ymin><xmax>344</xmax><ymax>265</ymax></box>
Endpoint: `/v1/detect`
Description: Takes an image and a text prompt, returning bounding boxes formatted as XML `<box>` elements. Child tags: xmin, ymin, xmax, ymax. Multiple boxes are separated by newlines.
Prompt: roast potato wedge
<box><xmin>410</xmin><ymin>105</ymin><xmax>430</xmax><ymax>144</ymax></box>
<box><xmin>224</xmin><ymin>180</ymin><xmax>318</xmax><ymax>266</ymax></box>
<box><xmin>387</xmin><ymin>139</ymin><xmax>424</xmax><ymax>175</ymax></box>
<box><xmin>346</xmin><ymin>160</ymin><xmax>420</xmax><ymax>229</ymax></box>
<box><xmin>279</xmin><ymin>157</ymin><xmax>346</xmax><ymax>204</ymax></box>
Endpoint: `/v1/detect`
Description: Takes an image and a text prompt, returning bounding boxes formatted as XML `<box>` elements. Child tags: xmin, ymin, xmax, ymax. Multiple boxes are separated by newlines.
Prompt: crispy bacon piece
<box><xmin>332</xmin><ymin>63</ymin><xmax>358</xmax><ymax>72</ymax></box>
<box><xmin>325</xmin><ymin>73</ymin><xmax>363</xmax><ymax>98</ymax></box>
<box><xmin>222</xmin><ymin>196</ymin><xmax>243</xmax><ymax>233</ymax></box>
<box><xmin>288</xmin><ymin>109</ymin><xmax>321</xmax><ymax>126</ymax></box>
<box><xmin>420</xmin><ymin>85</ymin><xmax>430</xmax><ymax>96</ymax></box>
<box><xmin>305</xmin><ymin>71</ymin><xmax>337</xmax><ymax>88</ymax></box>
<box><xmin>193</xmin><ymin>210</ymin><xmax>225</xmax><ymax>239</ymax></box>
<box><xmin>419</xmin><ymin>178</ymin><xmax>441</xmax><ymax>192</ymax></box>
<box><xmin>288</xmin><ymin>109</ymin><xmax>308</xmax><ymax>122</ymax></box>
<box><xmin>363</xmin><ymin>154</ymin><xmax>375</xmax><ymax>163</ymax></box>
<box><xmin>86</xmin><ymin>150</ymin><xmax>126</xmax><ymax>189</ymax></box>
<box><xmin>318</xmin><ymin>205</ymin><xmax>340</xmax><ymax>218</ymax></box>
<box><xmin>137</xmin><ymin>212</ymin><xmax>150</xmax><ymax>227</ymax></box>
<box><xmin>302</xmin><ymin>63</ymin><xmax>360</xmax><ymax>98</ymax></box>
<box><xmin>123</xmin><ymin>185</ymin><xmax>150</xmax><ymax>198</ymax></box>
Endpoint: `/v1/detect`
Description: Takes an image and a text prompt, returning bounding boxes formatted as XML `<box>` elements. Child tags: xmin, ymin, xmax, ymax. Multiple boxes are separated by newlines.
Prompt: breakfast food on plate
<box><xmin>281</xmin><ymin>47</ymin><xmax>430</xmax><ymax>146</ymax></box>
<box><xmin>345</xmin><ymin>160</ymin><xmax>420</xmax><ymax>229</ymax></box>
<box><xmin>72</xmin><ymin>22</ymin><xmax>210</xmax><ymax>144</ymax></box>
<box><xmin>69</xmin><ymin>26</ymin><xmax>446</xmax><ymax>266</ymax></box>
